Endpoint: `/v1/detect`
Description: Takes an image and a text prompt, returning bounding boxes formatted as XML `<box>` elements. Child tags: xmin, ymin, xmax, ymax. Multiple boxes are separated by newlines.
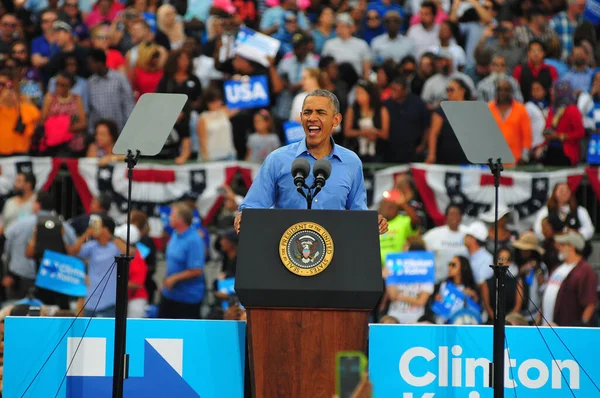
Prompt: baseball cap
<box><xmin>554</xmin><ymin>231</ymin><xmax>585</xmax><ymax>251</ymax></box>
<box><xmin>464</xmin><ymin>221</ymin><xmax>488</xmax><ymax>242</ymax></box>
<box><xmin>114</xmin><ymin>224</ymin><xmax>141</xmax><ymax>244</ymax></box>
<box><xmin>479</xmin><ymin>204</ymin><xmax>512</xmax><ymax>224</ymax></box>
<box><xmin>52</xmin><ymin>20</ymin><xmax>72</xmax><ymax>33</ymax></box>
<box><xmin>336</xmin><ymin>13</ymin><xmax>354</xmax><ymax>27</ymax></box>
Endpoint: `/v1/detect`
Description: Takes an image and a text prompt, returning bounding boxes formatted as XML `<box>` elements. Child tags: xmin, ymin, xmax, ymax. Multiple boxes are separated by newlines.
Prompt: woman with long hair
<box><xmin>197</xmin><ymin>88</ymin><xmax>236</xmax><ymax>161</ymax></box>
<box><xmin>422</xmin><ymin>255</ymin><xmax>481</xmax><ymax>324</ymax></box>
<box><xmin>482</xmin><ymin>248</ymin><xmax>524</xmax><ymax>322</ymax></box>
<box><xmin>343</xmin><ymin>80</ymin><xmax>389</xmax><ymax>162</ymax></box>
<box><xmin>425</xmin><ymin>78</ymin><xmax>470</xmax><ymax>165</ymax></box>
<box><xmin>157</xmin><ymin>4</ymin><xmax>185</xmax><ymax>50</ymax></box>
<box><xmin>289</xmin><ymin>67</ymin><xmax>326</xmax><ymax>122</ymax></box>
<box><xmin>156</xmin><ymin>49</ymin><xmax>202</xmax><ymax>111</ymax></box>
<box><xmin>533</xmin><ymin>182</ymin><xmax>594</xmax><ymax>241</ymax></box>
<box><xmin>311</xmin><ymin>6</ymin><xmax>336</xmax><ymax>54</ymax></box>
<box><xmin>39</xmin><ymin>71</ymin><xmax>86</xmax><ymax>156</ymax></box>
<box><xmin>131</xmin><ymin>42</ymin><xmax>164</xmax><ymax>101</ymax></box>
<box><xmin>376</xmin><ymin>60</ymin><xmax>397</xmax><ymax>101</ymax></box>
<box><xmin>87</xmin><ymin>119</ymin><xmax>125</xmax><ymax>165</ymax></box>
<box><xmin>541</xmin><ymin>80</ymin><xmax>585</xmax><ymax>166</ymax></box>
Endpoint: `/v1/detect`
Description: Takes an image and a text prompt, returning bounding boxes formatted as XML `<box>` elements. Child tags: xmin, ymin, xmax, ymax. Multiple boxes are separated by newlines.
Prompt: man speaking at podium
<box><xmin>234</xmin><ymin>89</ymin><xmax>387</xmax><ymax>235</ymax></box>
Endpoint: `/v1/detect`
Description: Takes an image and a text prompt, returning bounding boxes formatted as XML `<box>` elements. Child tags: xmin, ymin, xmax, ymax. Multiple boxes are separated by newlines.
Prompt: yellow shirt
<box><xmin>0</xmin><ymin>102</ymin><xmax>40</xmax><ymax>155</ymax></box>
<box><xmin>379</xmin><ymin>214</ymin><xmax>416</xmax><ymax>266</ymax></box>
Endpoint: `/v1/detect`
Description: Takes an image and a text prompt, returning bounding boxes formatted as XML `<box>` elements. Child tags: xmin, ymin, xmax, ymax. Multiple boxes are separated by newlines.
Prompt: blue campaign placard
<box><xmin>217</xmin><ymin>278</ymin><xmax>244</xmax><ymax>311</ymax></box>
<box><xmin>587</xmin><ymin>134</ymin><xmax>600</xmax><ymax>165</ymax></box>
<box><xmin>385</xmin><ymin>251</ymin><xmax>435</xmax><ymax>285</ymax></box>
<box><xmin>35</xmin><ymin>250</ymin><xmax>87</xmax><ymax>297</ymax></box>
<box><xmin>283</xmin><ymin>121</ymin><xmax>305</xmax><ymax>145</ymax></box>
<box><xmin>584</xmin><ymin>0</ymin><xmax>600</xmax><ymax>24</ymax></box>
<box><xmin>136</xmin><ymin>242</ymin><xmax>151</xmax><ymax>260</ymax></box>
<box><xmin>369</xmin><ymin>324</ymin><xmax>600</xmax><ymax>397</ymax></box>
<box><xmin>4</xmin><ymin>318</ymin><xmax>246</xmax><ymax>398</ymax></box>
<box><xmin>224</xmin><ymin>75</ymin><xmax>270</xmax><ymax>109</ymax></box>
<box><xmin>430</xmin><ymin>281</ymin><xmax>482</xmax><ymax>324</ymax></box>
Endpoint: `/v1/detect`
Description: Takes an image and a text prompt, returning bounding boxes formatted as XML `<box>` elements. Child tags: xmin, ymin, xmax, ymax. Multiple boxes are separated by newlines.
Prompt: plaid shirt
<box><xmin>514</xmin><ymin>24</ymin><xmax>558</xmax><ymax>50</ymax></box>
<box><xmin>88</xmin><ymin>69</ymin><xmax>134</xmax><ymax>134</ymax></box>
<box><xmin>549</xmin><ymin>12</ymin><xmax>579</xmax><ymax>61</ymax></box>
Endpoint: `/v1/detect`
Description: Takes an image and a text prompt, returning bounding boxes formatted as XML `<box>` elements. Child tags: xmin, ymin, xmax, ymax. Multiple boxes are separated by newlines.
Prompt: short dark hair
<box><xmin>318</xmin><ymin>55</ymin><xmax>336</xmax><ymax>69</ymax></box>
<box><xmin>172</xmin><ymin>202</ymin><xmax>193</xmax><ymax>226</ymax></box>
<box><xmin>56</xmin><ymin>70</ymin><xmax>76</xmax><ymax>87</ymax></box>
<box><xmin>202</xmin><ymin>87</ymin><xmax>223</xmax><ymax>106</ymax></box>
<box><xmin>445</xmin><ymin>203</ymin><xmax>463</xmax><ymax>216</ymax></box>
<box><xmin>421</xmin><ymin>1</ymin><xmax>437</xmax><ymax>16</ymax></box>
<box><xmin>36</xmin><ymin>190</ymin><xmax>54</xmax><ymax>211</ymax></box>
<box><xmin>400</xmin><ymin>55</ymin><xmax>417</xmax><ymax>66</ymax></box>
<box><xmin>391</xmin><ymin>76</ymin><xmax>408</xmax><ymax>88</ymax></box>
<box><xmin>88</xmin><ymin>48</ymin><xmax>107</xmax><ymax>65</ymax></box>
<box><xmin>97</xmin><ymin>192</ymin><xmax>113</xmax><ymax>212</ymax></box>
<box><xmin>20</xmin><ymin>171</ymin><xmax>36</xmax><ymax>190</ymax></box>
<box><xmin>303</xmin><ymin>89</ymin><xmax>340</xmax><ymax>114</ymax></box>
<box><xmin>450</xmin><ymin>78</ymin><xmax>473</xmax><ymax>100</ymax></box>
<box><xmin>100</xmin><ymin>214</ymin><xmax>116</xmax><ymax>235</ymax></box>
<box><xmin>528</xmin><ymin>39</ymin><xmax>546</xmax><ymax>53</ymax></box>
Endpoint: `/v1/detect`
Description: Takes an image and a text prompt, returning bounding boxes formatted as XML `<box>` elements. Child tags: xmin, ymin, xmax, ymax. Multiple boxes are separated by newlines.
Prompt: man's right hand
<box><xmin>234</xmin><ymin>212</ymin><xmax>242</xmax><ymax>234</ymax></box>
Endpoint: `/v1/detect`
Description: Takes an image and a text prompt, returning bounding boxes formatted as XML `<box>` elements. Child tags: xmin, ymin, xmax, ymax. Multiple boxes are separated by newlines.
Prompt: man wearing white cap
<box><xmin>321</xmin><ymin>13</ymin><xmax>372</xmax><ymax>80</ymax></box>
<box><xmin>463</xmin><ymin>221</ymin><xmax>494</xmax><ymax>286</ymax></box>
<box><xmin>540</xmin><ymin>231</ymin><xmax>597</xmax><ymax>326</ymax></box>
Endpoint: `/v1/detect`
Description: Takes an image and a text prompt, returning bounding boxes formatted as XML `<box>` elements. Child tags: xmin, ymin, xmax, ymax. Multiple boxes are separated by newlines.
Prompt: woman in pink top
<box><xmin>86</xmin><ymin>0</ymin><xmax>124</xmax><ymax>27</ymax></box>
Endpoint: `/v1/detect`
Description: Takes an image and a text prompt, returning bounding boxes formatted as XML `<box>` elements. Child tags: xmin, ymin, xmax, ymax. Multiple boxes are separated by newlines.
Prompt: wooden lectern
<box><xmin>236</xmin><ymin>209</ymin><xmax>382</xmax><ymax>398</ymax></box>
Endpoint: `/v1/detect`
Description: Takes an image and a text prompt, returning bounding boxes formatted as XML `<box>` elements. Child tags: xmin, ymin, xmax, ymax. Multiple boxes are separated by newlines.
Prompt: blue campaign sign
<box><xmin>369</xmin><ymin>324</ymin><xmax>600</xmax><ymax>397</ymax></box>
<box><xmin>587</xmin><ymin>134</ymin><xmax>600</xmax><ymax>165</ymax></box>
<box><xmin>283</xmin><ymin>121</ymin><xmax>305</xmax><ymax>145</ymax></box>
<box><xmin>4</xmin><ymin>317</ymin><xmax>246</xmax><ymax>398</ymax></box>
<box><xmin>224</xmin><ymin>75</ymin><xmax>270</xmax><ymax>109</ymax></box>
<box><xmin>217</xmin><ymin>278</ymin><xmax>244</xmax><ymax>311</ymax></box>
<box><xmin>136</xmin><ymin>242</ymin><xmax>151</xmax><ymax>260</ymax></box>
<box><xmin>584</xmin><ymin>0</ymin><xmax>600</xmax><ymax>24</ymax></box>
<box><xmin>430</xmin><ymin>281</ymin><xmax>482</xmax><ymax>324</ymax></box>
<box><xmin>35</xmin><ymin>250</ymin><xmax>87</xmax><ymax>298</ymax></box>
<box><xmin>385</xmin><ymin>251</ymin><xmax>435</xmax><ymax>285</ymax></box>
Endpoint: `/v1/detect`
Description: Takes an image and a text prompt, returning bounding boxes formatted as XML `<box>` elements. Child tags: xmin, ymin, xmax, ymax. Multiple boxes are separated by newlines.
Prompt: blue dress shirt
<box><xmin>240</xmin><ymin>138</ymin><xmax>368</xmax><ymax>211</ymax></box>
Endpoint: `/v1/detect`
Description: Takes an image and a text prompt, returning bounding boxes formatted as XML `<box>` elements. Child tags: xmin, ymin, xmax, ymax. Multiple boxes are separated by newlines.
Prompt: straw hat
<box><xmin>511</xmin><ymin>231</ymin><xmax>544</xmax><ymax>254</ymax></box>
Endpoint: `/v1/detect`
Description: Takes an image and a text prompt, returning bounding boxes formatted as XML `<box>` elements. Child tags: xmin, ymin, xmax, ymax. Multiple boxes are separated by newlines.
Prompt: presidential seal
<box><xmin>279</xmin><ymin>222</ymin><xmax>334</xmax><ymax>277</ymax></box>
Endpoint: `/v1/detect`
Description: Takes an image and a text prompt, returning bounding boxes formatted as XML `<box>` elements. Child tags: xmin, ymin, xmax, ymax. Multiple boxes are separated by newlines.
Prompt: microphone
<box><xmin>291</xmin><ymin>158</ymin><xmax>310</xmax><ymax>190</ymax></box>
<box><xmin>312</xmin><ymin>159</ymin><xmax>332</xmax><ymax>194</ymax></box>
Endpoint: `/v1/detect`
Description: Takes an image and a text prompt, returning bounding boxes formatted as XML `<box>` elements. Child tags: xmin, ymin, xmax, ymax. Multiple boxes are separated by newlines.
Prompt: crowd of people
<box><xmin>0</xmin><ymin>0</ymin><xmax>599</xmax><ymax>385</ymax></box>
<box><xmin>0</xmin><ymin>0</ymin><xmax>596</xmax><ymax>164</ymax></box>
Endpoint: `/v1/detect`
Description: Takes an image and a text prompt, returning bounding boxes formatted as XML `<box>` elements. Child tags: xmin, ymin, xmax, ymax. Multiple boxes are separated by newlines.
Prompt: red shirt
<box><xmin>128</xmin><ymin>252</ymin><xmax>148</xmax><ymax>300</ymax></box>
<box><xmin>513</xmin><ymin>61</ymin><xmax>558</xmax><ymax>83</ymax></box>
<box><xmin>133</xmin><ymin>68</ymin><xmax>163</xmax><ymax>101</ymax></box>
<box><xmin>106</xmin><ymin>49</ymin><xmax>125</xmax><ymax>71</ymax></box>
<box><xmin>553</xmin><ymin>259</ymin><xmax>597</xmax><ymax>326</ymax></box>
<box><xmin>545</xmin><ymin>105</ymin><xmax>585</xmax><ymax>165</ymax></box>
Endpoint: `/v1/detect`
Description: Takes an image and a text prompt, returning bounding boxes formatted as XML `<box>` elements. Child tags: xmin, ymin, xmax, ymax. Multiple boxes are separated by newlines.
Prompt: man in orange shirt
<box><xmin>0</xmin><ymin>70</ymin><xmax>40</xmax><ymax>155</ymax></box>
<box><xmin>488</xmin><ymin>79</ymin><xmax>532</xmax><ymax>164</ymax></box>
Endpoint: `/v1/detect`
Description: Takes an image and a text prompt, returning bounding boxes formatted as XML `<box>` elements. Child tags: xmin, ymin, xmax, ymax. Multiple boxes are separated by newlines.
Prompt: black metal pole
<box><xmin>112</xmin><ymin>150</ymin><xmax>139</xmax><ymax>398</ymax></box>
<box><xmin>488</xmin><ymin>158</ymin><xmax>506</xmax><ymax>398</ymax></box>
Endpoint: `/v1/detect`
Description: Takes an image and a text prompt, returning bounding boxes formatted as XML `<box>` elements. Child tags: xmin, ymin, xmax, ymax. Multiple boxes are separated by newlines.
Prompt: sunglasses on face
<box><xmin>3</xmin><ymin>23</ymin><xmax>16</xmax><ymax>28</ymax></box>
<box><xmin>446</xmin><ymin>87</ymin><xmax>456</xmax><ymax>93</ymax></box>
<box><xmin>42</xmin><ymin>18</ymin><xmax>57</xmax><ymax>23</ymax></box>
<box><xmin>448</xmin><ymin>261</ymin><xmax>458</xmax><ymax>268</ymax></box>
<box><xmin>285</xmin><ymin>19</ymin><xmax>297</xmax><ymax>23</ymax></box>
<box><xmin>94</xmin><ymin>35</ymin><xmax>108</xmax><ymax>40</ymax></box>
<box><xmin>12</xmin><ymin>49</ymin><xmax>26</xmax><ymax>54</ymax></box>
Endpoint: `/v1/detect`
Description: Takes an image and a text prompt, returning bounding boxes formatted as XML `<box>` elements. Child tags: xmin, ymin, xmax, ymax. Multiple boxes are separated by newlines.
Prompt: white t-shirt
<box><xmin>542</xmin><ymin>262</ymin><xmax>577</xmax><ymax>324</ymax></box>
<box><xmin>423</xmin><ymin>225</ymin><xmax>469</xmax><ymax>282</ymax></box>
<box><xmin>387</xmin><ymin>282</ymin><xmax>435</xmax><ymax>324</ymax></box>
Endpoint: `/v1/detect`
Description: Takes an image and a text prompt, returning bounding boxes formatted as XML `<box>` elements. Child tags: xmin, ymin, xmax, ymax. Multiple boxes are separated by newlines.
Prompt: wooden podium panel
<box><xmin>246</xmin><ymin>308</ymin><xmax>369</xmax><ymax>398</ymax></box>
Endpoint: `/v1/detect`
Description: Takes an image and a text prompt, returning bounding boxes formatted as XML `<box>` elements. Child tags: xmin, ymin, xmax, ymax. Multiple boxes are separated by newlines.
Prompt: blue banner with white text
<box><xmin>430</xmin><ymin>281</ymin><xmax>482</xmax><ymax>324</ymax></box>
<box><xmin>35</xmin><ymin>250</ymin><xmax>87</xmax><ymax>297</ymax></box>
<box><xmin>584</xmin><ymin>0</ymin><xmax>600</xmax><ymax>24</ymax></box>
<box><xmin>224</xmin><ymin>75</ymin><xmax>270</xmax><ymax>109</ymax></box>
<box><xmin>385</xmin><ymin>251</ymin><xmax>435</xmax><ymax>285</ymax></box>
<box><xmin>4</xmin><ymin>318</ymin><xmax>246</xmax><ymax>398</ymax></box>
<box><xmin>369</xmin><ymin>324</ymin><xmax>600</xmax><ymax>397</ymax></box>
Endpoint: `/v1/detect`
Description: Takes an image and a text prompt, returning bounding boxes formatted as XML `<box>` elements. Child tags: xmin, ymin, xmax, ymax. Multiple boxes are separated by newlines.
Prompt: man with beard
<box><xmin>563</xmin><ymin>45</ymin><xmax>594</xmax><ymax>93</ymax></box>
<box><xmin>488</xmin><ymin>78</ymin><xmax>532</xmax><ymax>163</ymax></box>
<box><xmin>476</xmin><ymin>55</ymin><xmax>523</xmax><ymax>102</ymax></box>
<box><xmin>421</xmin><ymin>51</ymin><xmax>475</xmax><ymax>109</ymax></box>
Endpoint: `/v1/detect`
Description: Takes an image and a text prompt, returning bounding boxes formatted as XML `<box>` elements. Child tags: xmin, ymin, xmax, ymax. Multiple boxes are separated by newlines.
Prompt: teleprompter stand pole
<box><xmin>487</xmin><ymin>158</ymin><xmax>508</xmax><ymax>398</ymax></box>
<box><xmin>112</xmin><ymin>149</ymin><xmax>140</xmax><ymax>398</ymax></box>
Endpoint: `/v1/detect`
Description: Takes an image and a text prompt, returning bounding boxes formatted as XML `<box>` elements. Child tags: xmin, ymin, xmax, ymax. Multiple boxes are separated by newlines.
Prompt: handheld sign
<box><xmin>431</xmin><ymin>281</ymin><xmax>482</xmax><ymax>324</ymax></box>
<box><xmin>224</xmin><ymin>75</ymin><xmax>270</xmax><ymax>109</ymax></box>
<box><xmin>35</xmin><ymin>250</ymin><xmax>87</xmax><ymax>297</ymax></box>
<box><xmin>283</xmin><ymin>121</ymin><xmax>305</xmax><ymax>145</ymax></box>
<box><xmin>235</xmin><ymin>27</ymin><xmax>281</xmax><ymax>67</ymax></box>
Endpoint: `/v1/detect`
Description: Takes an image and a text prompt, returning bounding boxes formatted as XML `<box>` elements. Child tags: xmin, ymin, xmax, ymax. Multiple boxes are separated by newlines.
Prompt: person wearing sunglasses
<box><xmin>0</xmin><ymin>14</ymin><xmax>20</xmax><ymax>58</ymax></box>
<box><xmin>31</xmin><ymin>10</ymin><xmax>59</xmax><ymax>70</ymax></box>
<box><xmin>420</xmin><ymin>256</ymin><xmax>480</xmax><ymax>324</ymax></box>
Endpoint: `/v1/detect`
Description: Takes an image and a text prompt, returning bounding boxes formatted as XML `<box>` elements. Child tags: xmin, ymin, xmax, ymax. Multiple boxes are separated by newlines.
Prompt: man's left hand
<box><xmin>378</xmin><ymin>214</ymin><xmax>388</xmax><ymax>235</ymax></box>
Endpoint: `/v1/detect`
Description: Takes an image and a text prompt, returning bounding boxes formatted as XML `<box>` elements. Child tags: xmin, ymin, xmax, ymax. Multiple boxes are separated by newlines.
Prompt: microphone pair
<box><xmin>291</xmin><ymin>158</ymin><xmax>332</xmax><ymax>191</ymax></box>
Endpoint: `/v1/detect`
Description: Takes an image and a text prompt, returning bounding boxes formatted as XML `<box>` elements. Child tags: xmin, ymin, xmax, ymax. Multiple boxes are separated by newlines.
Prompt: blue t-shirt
<box><xmin>163</xmin><ymin>227</ymin><xmax>205</xmax><ymax>304</ymax></box>
<box><xmin>31</xmin><ymin>35</ymin><xmax>58</xmax><ymax>58</ymax></box>
<box><xmin>79</xmin><ymin>240</ymin><xmax>122</xmax><ymax>311</ymax></box>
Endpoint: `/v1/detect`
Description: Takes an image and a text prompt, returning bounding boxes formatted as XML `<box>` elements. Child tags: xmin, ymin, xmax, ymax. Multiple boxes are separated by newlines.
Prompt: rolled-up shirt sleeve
<box><xmin>239</xmin><ymin>153</ymin><xmax>277</xmax><ymax>210</ymax></box>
